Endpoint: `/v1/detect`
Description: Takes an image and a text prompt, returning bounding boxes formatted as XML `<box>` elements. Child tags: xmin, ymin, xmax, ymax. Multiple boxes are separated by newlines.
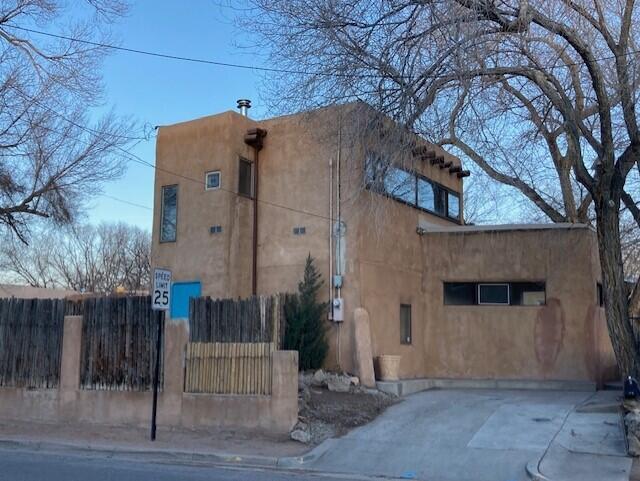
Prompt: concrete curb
<box><xmin>0</xmin><ymin>437</ymin><xmax>283</xmax><ymax>468</ymax></box>
<box><xmin>276</xmin><ymin>438</ymin><xmax>337</xmax><ymax>468</ymax></box>
<box><xmin>0</xmin><ymin>437</ymin><xmax>409</xmax><ymax>480</ymax></box>
<box><xmin>525</xmin><ymin>456</ymin><xmax>552</xmax><ymax>481</ymax></box>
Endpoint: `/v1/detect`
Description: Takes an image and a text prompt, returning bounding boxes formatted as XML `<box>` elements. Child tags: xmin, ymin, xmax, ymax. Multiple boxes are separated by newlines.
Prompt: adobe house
<box><xmin>151</xmin><ymin>101</ymin><xmax>617</xmax><ymax>386</ymax></box>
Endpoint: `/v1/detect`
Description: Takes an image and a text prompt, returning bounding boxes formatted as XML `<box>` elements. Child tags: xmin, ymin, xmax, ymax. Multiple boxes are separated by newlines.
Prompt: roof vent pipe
<box><xmin>237</xmin><ymin>99</ymin><xmax>251</xmax><ymax>117</ymax></box>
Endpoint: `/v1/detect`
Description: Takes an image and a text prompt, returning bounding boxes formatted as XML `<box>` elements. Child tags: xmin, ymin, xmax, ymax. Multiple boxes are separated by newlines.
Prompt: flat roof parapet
<box><xmin>417</xmin><ymin>222</ymin><xmax>594</xmax><ymax>235</ymax></box>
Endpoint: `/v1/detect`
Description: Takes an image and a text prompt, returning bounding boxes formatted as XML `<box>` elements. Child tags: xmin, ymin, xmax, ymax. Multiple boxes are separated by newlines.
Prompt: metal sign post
<box><xmin>150</xmin><ymin>268</ymin><xmax>171</xmax><ymax>441</ymax></box>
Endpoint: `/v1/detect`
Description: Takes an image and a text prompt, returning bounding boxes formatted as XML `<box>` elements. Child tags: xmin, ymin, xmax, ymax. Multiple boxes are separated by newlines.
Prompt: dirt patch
<box><xmin>295</xmin><ymin>373</ymin><xmax>398</xmax><ymax>445</ymax></box>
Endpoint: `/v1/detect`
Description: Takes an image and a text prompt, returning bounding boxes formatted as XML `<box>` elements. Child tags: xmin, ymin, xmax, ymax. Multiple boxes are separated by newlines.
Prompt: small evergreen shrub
<box><xmin>284</xmin><ymin>254</ymin><xmax>329</xmax><ymax>370</ymax></box>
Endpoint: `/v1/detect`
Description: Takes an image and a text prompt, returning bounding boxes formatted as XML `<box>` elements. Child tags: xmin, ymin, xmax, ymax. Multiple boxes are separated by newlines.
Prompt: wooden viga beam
<box><xmin>411</xmin><ymin>145</ymin><xmax>429</xmax><ymax>156</ymax></box>
<box><xmin>440</xmin><ymin>161</ymin><xmax>453</xmax><ymax>169</ymax></box>
<box><xmin>449</xmin><ymin>165</ymin><xmax>463</xmax><ymax>174</ymax></box>
<box><xmin>457</xmin><ymin>170</ymin><xmax>471</xmax><ymax>178</ymax></box>
<box><xmin>412</xmin><ymin>146</ymin><xmax>437</xmax><ymax>162</ymax></box>
<box><xmin>421</xmin><ymin>151</ymin><xmax>436</xmax><ymax>162</ymax></box>
<box><xmin>431</xmin><ymin>156</ymin><xmax>445</xmax><ymax>166</ymax></box>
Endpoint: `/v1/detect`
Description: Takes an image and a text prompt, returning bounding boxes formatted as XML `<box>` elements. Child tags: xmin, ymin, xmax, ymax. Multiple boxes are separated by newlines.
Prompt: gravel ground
<box><xmin>295</xmin><ymin>373</ymin><xmax>398</xmax><ymax>445</ymax></box>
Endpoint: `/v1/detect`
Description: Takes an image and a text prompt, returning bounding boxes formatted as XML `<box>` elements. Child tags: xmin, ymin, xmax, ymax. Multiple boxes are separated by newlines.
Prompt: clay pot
<box><xmin>376</xmin><ymin>355</ymin><xmax>401</xmax><ymax>381</ymax></box>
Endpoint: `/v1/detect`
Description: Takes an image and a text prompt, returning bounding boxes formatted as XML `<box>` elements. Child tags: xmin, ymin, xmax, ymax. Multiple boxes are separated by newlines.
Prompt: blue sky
<box><xmin>86</xmin><ymin>1</ymin><xmax>266</xmax><ymax>231</ymax></box>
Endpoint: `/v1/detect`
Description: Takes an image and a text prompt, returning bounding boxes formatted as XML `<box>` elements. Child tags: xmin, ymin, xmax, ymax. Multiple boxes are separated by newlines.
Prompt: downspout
<box><xmin>336</xmin><ymin>119</ymin><xmax>342</xmax><ymax>369</ymax></box>
<box><xmin>329</xmin><ymin>157</ymin><xmax>333</xmax><ymax>317</ymax></box>
<box><xmin>244</xmin><ymin>127</ymin><xmax>267</xmax><ymax>296</ymax></box>
<box><xmin>252</xmin><ymin>148</ymin><xmax>259</xmax><ymax>296</ymax></box>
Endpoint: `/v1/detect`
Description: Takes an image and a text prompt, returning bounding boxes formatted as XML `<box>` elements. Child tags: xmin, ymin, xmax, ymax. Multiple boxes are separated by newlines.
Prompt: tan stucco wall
<box><xmin>0</xmin><ymin>316</ymin><xmax>298</xmax><ymax>433</ymax></box>
<box><xmin>355</xmin><ymin>224</ymin><xmax>617</xmax><ymax>383</ymax></box>
<box><xmin>151</xmin><ymin>104</ymin><xmax>464</xmax><ymax>373</ymax></box>
<box><xmin>152</xmin><ymin>111</ymin><xmax>258</xmax><ymax>299</ymax></box>
<box><xmin>150</xmin><ymin>103</ymin><xmax>615</xmax><ymax>383</ymax></box>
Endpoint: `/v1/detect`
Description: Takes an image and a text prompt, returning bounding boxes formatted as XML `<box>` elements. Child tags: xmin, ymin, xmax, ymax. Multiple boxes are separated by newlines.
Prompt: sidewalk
<box><xmin>526</xmin><ymin>390</ymin><xmax>631</xmax><ymax>481</ymax></box>
<box><xmin>293</xmin><ymin>389</ymin><xmax>632</xmax><ymax>481</ymax></box>
<box><xmin>0</xmin><ymin>389</ymin><xmax>633</xmax><ymax>480</ymax></box>
<box><xmin>0</xmin><ymin>419</ymin><xmax>309</xmax><ymax>467</ymax></box>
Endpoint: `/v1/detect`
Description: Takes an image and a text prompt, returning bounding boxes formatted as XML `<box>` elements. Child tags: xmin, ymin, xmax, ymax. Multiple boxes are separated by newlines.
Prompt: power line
<box><xmin>12</xmin><ymin>87</ymin><xmax>151</xmax><ymax>143</ymax></box>
<box><xmin>101</xmin><ymin>194</ymin><xmax>152</xmax><ymax>211</ymax></box>
<box><xmin>4</xmin><ymin>24</ymin><xmax>388</xmax><ymax>79</ymax></box>
<box><xmin>5</xmin><ymin>23</ymin><xmax>640</xmax><ymax>79</ymax></box>
<box><xmin>120</xmin><ymin>146</ymin><xmax>335</xmax><ymax>222</ymax></box>
<box><xmin>13</xmin><ymin>97</ymin><xmax>336</xmax><ymax>223</ymax></box>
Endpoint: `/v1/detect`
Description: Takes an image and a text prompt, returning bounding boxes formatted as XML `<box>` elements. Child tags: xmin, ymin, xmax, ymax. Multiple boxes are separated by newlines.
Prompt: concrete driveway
<box><xmin>299</xmin><ymin>389</ymin><xmax>631</xmax><ymax>481</ymax></box>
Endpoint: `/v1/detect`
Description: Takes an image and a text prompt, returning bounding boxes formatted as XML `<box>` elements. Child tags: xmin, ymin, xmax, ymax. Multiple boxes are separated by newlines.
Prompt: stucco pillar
<box><xmin>270</xmin><ymin>350</ymin><xmax>298</xmax><ymax>433</ymax></box>
<box><xmin>159</xmin><ymin>318</ymin><xmax>188</xmax><ymax>426</ymax></box>
<box><xmin>58</xmin><ymin>315</ymin><xmax>82</xmax><ymax>420</ymax></box>
<box><xmin>60</xmin><ymin>315</ymin><xmax>82</xmax><ymax>392</ymax></box>
<box><xmin>352</xmin><ymin>308</ymin><xmax>376</xmax><ymax>387</ymax></box>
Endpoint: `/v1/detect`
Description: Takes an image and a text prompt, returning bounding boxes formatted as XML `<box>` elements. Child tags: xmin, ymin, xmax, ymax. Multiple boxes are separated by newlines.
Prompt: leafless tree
<box><xmin>0</xmin><ymin>222</ymin><xmax>151</xmax><ymax>293</ymax></box>
<box><xmin>243</xmin><ymin>0</ymin><xmax>640</xmax><ymax>376</ymax></box>
<box><xmin>0</xmin><ymin>0</ymin><xmax>134</xmax><ymax>243</ymax></box>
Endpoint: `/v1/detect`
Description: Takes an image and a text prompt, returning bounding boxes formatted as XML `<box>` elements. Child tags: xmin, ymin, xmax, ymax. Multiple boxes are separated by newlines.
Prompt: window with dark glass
<box><xmin>160</xmin><ymin>185</ymin><xmax>177</xmax><ymax>243</ymax></box>
<box><xmin>364</xmin><ymin>153</ymin><xmax>386</xmax><ymax>192</ymax></box>
<box><xmin>364</xmin><ymin>153</ymin><xmax>460</xmax><ymax>221</ymax></box>
<box><xmin>447</xmin><ymin>192</ymin><xmax>460</xmax><ymax>220</ymax></box>
<box><xmin>478</xmin><ymin>284</ymin><xmax>510</xmax><ymax>305</ymax></box>
<box><xmin>205</xmin><ymin>171</ymin><xmax>220</xmax><ymax>190</ymax></box>
<box><xmin>238</xmin><ymin>158</ymin><xmax>253</xmax><ymax>197</ymax></box>
<box><xmin>418</xmin><ymin>177</ymin><xmax>435</xmax><ymax>211</ymax></box>
<box><xmin>444</xmin><ymin>282</ymin><xmax>477</xmax><ymax>305</ymax></box>
<box><xmin>385</xmin><ymin>167</ymin><xmax>416</xmax><ymax>205</ymax></box>
<box><xmin>434</xmin><ymin>185</ymin><xmax>446</xmax><ymax>216</ymax></box>
<box><xmin>597</xmin><ymin>282</ymin><xmax>604</xmax><ymax>307</ymax></box>
<box><xmin>444</xmin><ymin>281</ymin><xmax>546</xmax><ymax>306</ymax></box>
<box><xmin>400</xmin><ymin>304</ymin><xmax>412</xmax><ymax>345</ymax></box>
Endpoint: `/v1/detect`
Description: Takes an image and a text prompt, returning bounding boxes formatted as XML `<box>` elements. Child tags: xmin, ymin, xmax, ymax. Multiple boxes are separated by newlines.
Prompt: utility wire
<box><xmin>5</xmin><ymin>23</ymin><xmax>640</xmax><ymax>77</ymax></box>
<box><xmin>101</xmin><ymin>194</ymin><xmax>152</xmax><ymax>211</ymax></box>
<box><xmin>4</xmin><ymin>24</ymin><xmax>391</xmax><ymax>79</ymax></box>
<box><xmin>120</xmin><ymin>146</ymin><xmax>335</xmax><ymax>222</ymax></box>
<box><xmin>12</xmin><ymin>94</ymin><xmax>336</xmax><ymax>222</ymax></box>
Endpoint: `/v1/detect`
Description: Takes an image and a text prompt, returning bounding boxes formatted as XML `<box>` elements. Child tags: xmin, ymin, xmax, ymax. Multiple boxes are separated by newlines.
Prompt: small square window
<box><xmin>293</xmin><ymin>226</ymin><xmax>306</xmax><ymax>235</ymax></box>
<box><xmin>400</xmin><ymin>304</ymin><xmax>412</xmax><ymax>344</ymax></box>
<box><xmin>205</xmin><ymin>171</ymin><xmax>220</xmax><ymax>190</ymax></box>
<box><xmin>478</xmin><ymin>284</ymin><xmax>509</xmax><ymax>305</ymax></box>
<box><xmin>238</xmin><ymin>158</ymin><xmax>253</xmax><ymax>197</ymax></box>
<box><xmin>209</xmin><ymin>225</ymin><xmax>222</xmax><ymax>234</ymax></box>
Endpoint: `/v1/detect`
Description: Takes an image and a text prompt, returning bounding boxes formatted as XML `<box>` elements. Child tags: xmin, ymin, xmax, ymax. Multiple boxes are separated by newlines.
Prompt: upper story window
<box><xmin>160</xmin><ymin>184</ymin><xmax>178</xmax><ymax>243</ymax></box>
<box><xmin>384</xmin><ymin>167</ymin><xmax>416</xmax><ymax>204</ymax></box>
<box><xmin>238</xmin><ymin>157</ymin><xmax>253</xmax><ymax>197</ymax></box>
<box><xmin>447</xmin><ymin>192</ymin><xmax>460</xmax><ymax>220</ymax></box>
<box><xmin>365</xmin><ymin>153</ymin><xmax>460</xmax><ymax>221</ymax></box>
<box><xmin>205</xmin><ymin>171</ymin><xmax>220</xmax><ymax>190</ymax></box>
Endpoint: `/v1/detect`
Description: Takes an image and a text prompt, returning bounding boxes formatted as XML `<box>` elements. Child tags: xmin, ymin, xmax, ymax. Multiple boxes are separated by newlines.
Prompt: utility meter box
<box><xmin>332</xmin><ymin>298</ymin><xmax>344</xmax><ymax>322</ymax></box>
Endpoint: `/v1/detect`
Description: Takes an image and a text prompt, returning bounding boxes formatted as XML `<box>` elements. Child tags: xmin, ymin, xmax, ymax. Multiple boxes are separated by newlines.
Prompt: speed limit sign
<box><xmin>152</xmin><ymin>268</ymin><xmax>172</xmax><ymax>311</ymax></box>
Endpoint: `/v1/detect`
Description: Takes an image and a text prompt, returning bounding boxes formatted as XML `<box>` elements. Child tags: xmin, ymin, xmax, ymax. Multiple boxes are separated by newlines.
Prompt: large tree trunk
<box><xmin>595</xmin><ymin>195</ymin><xmax>640</xmax><ymax>378</ymax></box>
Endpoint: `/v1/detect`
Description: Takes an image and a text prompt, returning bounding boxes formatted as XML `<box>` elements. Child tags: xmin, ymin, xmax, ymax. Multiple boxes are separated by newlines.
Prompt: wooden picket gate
<box><xmin>185</xmin><ymin>295</ymin><xmax>288</xmax><ymax>395</ymax></box>
<box><xmin>184</xmin><ymin>342</ymin><xmax>274</xmax><ymax>395</ymax></box>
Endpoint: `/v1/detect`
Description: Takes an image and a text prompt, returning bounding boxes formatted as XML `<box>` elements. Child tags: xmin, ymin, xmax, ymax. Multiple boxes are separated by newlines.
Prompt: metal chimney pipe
<box><xmin>237</xmin><ymin>99</ymin><xmax>251</xmax><ymax>117</ymax></box>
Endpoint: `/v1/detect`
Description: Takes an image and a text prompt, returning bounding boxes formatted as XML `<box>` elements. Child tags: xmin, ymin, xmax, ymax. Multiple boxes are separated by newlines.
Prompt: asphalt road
<box><xmin>0</xmin><ymin>448</ymin><xmax>359</xmax><ymax>481</ymax></box>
